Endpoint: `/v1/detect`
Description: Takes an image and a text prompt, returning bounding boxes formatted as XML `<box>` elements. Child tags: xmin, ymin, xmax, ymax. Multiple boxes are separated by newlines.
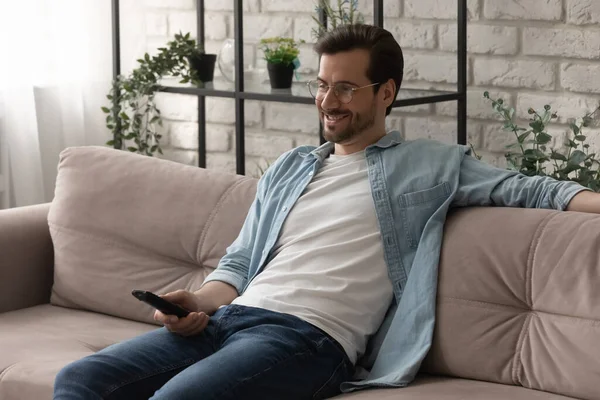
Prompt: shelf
<box><xmin>111</xmin><ymin>0</ymin><xmax>467</xmax><ymax>174</ymax></box>
<box><xmin>158</xmin><ymin>78</ymin><xmax>460</xmax><ymax>107</ymax></box>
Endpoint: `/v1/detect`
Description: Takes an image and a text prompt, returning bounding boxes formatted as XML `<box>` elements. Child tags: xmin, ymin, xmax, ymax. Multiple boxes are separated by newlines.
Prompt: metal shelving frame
<box><xmin>111</xmin><ymin>0</ymin><xmax>467</xmax><ymax>175</ymax></box>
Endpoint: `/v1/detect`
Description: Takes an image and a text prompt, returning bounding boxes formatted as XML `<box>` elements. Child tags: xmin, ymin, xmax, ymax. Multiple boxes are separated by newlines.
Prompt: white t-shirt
<box><xmin>231</xmin><ymin>150</ymin><xmax>394</xmax><ymax>364</ymax></box>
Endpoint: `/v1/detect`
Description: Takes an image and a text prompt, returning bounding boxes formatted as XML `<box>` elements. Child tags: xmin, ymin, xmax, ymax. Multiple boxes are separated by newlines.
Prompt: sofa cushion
<box><xmin>336</xmin><ymin>375</ymin><xmax>577</xmax><ymax>399</ymax></box>
<box><xmin>0</xmin><ymin>304</ymin><xmax>156</xmax><ymax>400</ymax></box>
<box><xmin>48</xmin><ymin>146</ymin><xmax>257</xmax><ymax>324</ymax></box>
<box><xmin>422</xmin><ymin>207</ymin><xmax>600</xmax><ymax>400</ymax></box>
<box><xmin>1</xmin><ymin>305</ymin><xmax>575</xmax><ymax>400</ymax></box>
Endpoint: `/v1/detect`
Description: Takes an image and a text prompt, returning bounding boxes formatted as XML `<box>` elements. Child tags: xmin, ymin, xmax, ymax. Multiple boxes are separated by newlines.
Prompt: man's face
<box><xmin>316</xmin><ymin>49</ymin><xmax>381</xmax><ymax>144</ymax></box>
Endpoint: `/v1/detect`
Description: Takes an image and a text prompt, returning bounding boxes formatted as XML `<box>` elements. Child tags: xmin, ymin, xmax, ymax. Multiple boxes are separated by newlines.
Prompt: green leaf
<box><xmin>529</xmin><ymin>120</ymin><xmax>544</xmax><ymax>133</ymax></box>
<box><xmin>535</xmin><ymin>132</ymin><xmax>552</xmax><ymax>145</ymax></box>
<box><xmin>562</xmin><ymin>163</ymin><xmax>580</xmax><ymax>175</ymax></box>
<box><xmin>127</xmin><ymin>146</ymin><xmax>138</xmax><ymax>152</ymax></box>
<box><xmin>570</xmin><ymin>123</ymin><xmax>580</xmax><ymax>135</ymax></box>
<box><xmin>150</xmin><ymin>116</ymin><xmax>160</xmax><ymax>124</ymax></box>
<box><xmin>575</xmin><ymin>135</ymin><xmax>587</xmax><ymax>141</ymax></box>
<box><xmin>569</xmin><ymin>150</ymin><xmax>587</xmax><ymax>165</ymax></box>
<box><xmin>518</xmin><ymin>131</ymin><xmax>532</xmax><ymax>143</ymax></box>
<box><xmin>550</xmin><ymin>151</ymin><xmax>567</xmax><ymax>161</ymax></box>
<box><xmin>101</xmin><ymin>106</ymin><xmax>110</xmax><ymax>113</ymax></box>
<box><xmin>119</xmin><ymin>112</ymin><xmax>130</xmax><ymax>121</ymax></box>
<box><xmin>106</xmin><ymin>140</ymin><xmax>115</xmax><ymax>146</ymax></box>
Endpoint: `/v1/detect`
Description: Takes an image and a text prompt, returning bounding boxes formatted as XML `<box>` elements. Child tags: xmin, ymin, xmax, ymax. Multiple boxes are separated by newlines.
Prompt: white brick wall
<box><xmin>135</xmin><ymin>0</ymin><xmax>600</xmax><ymax>171</ymax></box>
<box><xmin>473</xmin><ymin>59</ymin><xmax>556</xmax><ymax>90</ymax></box>
<box><xmin>568</xmin><ymin>0</ymin><xmax>600</xmax><ymax>24</ymax></box>
<box><xmin>483</xmin><ymin>0</ymin><xmax>563</xmax><ymax>21</ymax></box>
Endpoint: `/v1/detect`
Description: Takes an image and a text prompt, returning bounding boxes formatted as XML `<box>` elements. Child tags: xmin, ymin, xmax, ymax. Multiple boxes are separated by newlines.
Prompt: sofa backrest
<box><xmin>49</xmin><ymin>146</ymin><xmax>257</xmax><ymax>325</ymax></box>
<box><xmin>422</xmin><ymin>206</ymin><xmax>600</xmax><ymax>400</ymax></box>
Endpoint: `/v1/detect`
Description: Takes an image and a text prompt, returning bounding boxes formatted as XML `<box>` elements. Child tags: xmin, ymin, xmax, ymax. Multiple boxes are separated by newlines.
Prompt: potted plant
<box><xmin>259</xmin><ymin>37</ymin><xmax>303</xmax><ymax>89</ymax></box>
<box><xmin>101</xmin><ymin>32</ymin><xmax>216</xmax><ymax>157</ymax></box>
<box><xmin>479</xmin><ymin>92</ymin><xmax>600</xmax><ymax>191</ymax></box>
<box><xmin>187</xmin><ymin>51</ymin><xmax>217</xmax><ymax>83</ymax></box>
<box><xmin>312</xmin><ymin>0</ymin><xmax>364</xmax><ymax>40</ymax></box>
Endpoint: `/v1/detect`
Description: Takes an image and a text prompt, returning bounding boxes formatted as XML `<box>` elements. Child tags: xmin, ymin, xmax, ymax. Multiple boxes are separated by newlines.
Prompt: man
<box><xmin>54</xmin><ymin>24</ymin><xmax>597</xmax><ymax>399</ymax></box>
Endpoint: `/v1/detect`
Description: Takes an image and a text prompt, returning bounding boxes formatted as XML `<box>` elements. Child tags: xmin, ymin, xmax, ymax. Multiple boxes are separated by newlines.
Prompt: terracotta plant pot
<box><xmin>267</xmin><ymin>61</ymin><xmax>294</xmax><ymax>89</ymax></box>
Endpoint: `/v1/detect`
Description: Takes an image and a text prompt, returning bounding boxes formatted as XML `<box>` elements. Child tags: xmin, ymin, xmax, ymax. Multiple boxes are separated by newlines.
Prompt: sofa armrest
<box><xmin>0</xmin><ymin>203</ymin><xmax>54</xmax><ymax>313</ymax></box>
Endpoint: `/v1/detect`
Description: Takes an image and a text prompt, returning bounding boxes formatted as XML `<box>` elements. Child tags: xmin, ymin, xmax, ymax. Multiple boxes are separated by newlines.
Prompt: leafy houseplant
<box><xmin>483</xmin><ymin>91</ymin><xmax>600</xmax><ymax>191</ymax></box>
<box><xmin>260</xmin><ymin>37</ymin><xmax>303</xmax><ymax>89</ymax></box>
<box><xmin>102</xmin><ymin>32</ymin><xmax>216</xmax><ymax>157</ymax></box>
<box><xmin>312</xmin><ymin>0</ymin><xmax>365</xmax><ymax>40</ymax></box>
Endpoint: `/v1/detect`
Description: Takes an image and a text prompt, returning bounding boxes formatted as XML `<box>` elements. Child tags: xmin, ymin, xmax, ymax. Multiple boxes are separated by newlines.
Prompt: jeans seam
<box><xmin>101</xmin><ymin>357</ymin><xmax>196</xmax><ymax>398</ymax></box>
<box><xmin>311</xmin><ymin>358</ymin><xmax>346</xmax><ymax>400</ymax></box>
<box><xmin>213</xmin><ymin>339</ymin><xmax>320</xmax><ymax>399</ymax></box>
<box><xmin>213</xmin><ymin>305</ymin><xmax>231</xmax><ymax>349</ymax></box>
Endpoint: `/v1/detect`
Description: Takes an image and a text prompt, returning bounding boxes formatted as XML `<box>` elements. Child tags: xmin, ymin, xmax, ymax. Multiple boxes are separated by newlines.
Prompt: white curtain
<box><xmin>0</xmin><ymin>0</ymin><xmax>113</xmax><ymax>208</ymax></box>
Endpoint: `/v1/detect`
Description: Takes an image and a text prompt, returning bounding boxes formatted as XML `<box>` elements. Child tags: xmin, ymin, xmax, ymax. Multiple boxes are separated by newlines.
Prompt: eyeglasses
<box><xmin>307</xmin><ymin>80</ymin><xmax>380</xmax><ymax>104</ymax></box>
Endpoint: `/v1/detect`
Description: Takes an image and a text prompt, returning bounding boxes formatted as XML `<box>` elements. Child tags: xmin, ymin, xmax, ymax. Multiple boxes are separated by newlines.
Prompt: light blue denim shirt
<box><xmin>202</xmin><ymin>130</ymin><xmax>589</xmax><ymax>393</ymax></box>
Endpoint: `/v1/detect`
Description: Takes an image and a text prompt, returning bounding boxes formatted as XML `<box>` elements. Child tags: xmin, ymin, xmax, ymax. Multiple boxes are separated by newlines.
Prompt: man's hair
<box><xmin>313</xmin><ymin>24</ymin><xmax>404</xmax><ymax>116</ymax></box>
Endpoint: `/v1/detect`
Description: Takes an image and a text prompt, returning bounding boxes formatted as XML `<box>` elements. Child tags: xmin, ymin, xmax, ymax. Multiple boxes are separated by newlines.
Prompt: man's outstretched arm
<box><xmin>454</xmin><ymin>153</ymin><xmax>592</xmax><ymax>211</ymax></box>
<box><xmin>566</xmin><ymin>190</ymin><xmax>600</xmax><ymax>213</ymax></box>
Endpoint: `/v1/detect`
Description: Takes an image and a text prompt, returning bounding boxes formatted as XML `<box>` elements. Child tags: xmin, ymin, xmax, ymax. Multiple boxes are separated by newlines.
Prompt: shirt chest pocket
<box><xmin>397</xmin><ymin>181</ymin><xmax>451</xmax><ymax>248</ymax></box>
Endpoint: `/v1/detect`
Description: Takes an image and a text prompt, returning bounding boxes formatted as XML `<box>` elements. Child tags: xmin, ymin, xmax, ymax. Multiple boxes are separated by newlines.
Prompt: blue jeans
<box><xmin>53</xmin><ymin>304</ymin><xmax>354</xmax><ymax>400</ymax></box>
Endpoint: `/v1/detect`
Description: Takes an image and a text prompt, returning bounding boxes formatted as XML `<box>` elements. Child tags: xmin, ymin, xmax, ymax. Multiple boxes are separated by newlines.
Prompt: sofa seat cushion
<box><xmin>0</xmin><ymin>305</ymin><xmax>579</xmax><ymax>400</ymax></box>
<box><xmin>0</xmin><ymin>304</ymin><xmax>156</xmax><ymax>400</ymax></box>
<box><xmin>336</xmin><ymin>375</ymin><xmax>578</xmax><ymax>400</ymax></box>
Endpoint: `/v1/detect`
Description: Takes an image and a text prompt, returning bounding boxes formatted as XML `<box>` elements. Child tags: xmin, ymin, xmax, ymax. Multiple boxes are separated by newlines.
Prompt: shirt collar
<box><xmin>300</xmin><ymin>130</ymin><xmax>404</xmax><ymax>161</ymax></box>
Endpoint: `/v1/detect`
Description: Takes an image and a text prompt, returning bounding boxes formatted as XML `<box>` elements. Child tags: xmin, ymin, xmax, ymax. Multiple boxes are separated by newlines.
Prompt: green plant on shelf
<box><xmin>260</xmin><ymin>37</ymin><xmax>303</xmax><ymax>66</ymax></box>
<box><xmin>483</xmin><ymin>91</ymin><xmax>600</xmax><ymax>191</ymax></box>
<box><xmin>312</xmin><ymin>0</ymin><xmax>365</xmax><ymax>40</ymax></box>
<box><xmin>102</xmin><ymin>32</ymin><xmax>204</xmax><ymax>157</ymax></box>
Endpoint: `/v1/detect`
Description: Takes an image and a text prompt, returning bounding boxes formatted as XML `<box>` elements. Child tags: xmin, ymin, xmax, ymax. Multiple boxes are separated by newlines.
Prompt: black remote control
<box><xmin>131</xmin><ymin>289</ymin><xmax>190</xmax><ymax>318</ymax></box>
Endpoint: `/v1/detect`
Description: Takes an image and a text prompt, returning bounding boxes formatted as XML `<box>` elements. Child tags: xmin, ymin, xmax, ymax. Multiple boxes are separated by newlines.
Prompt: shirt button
<box><xmin>282</xmin><ymin>206</ymin><xmax>288</xmax><ymax>211</ymax></box>
<box><xmin>308</xmin><ymin>171</ymin><xmax>314</xmax><ymax>176</ymax></box>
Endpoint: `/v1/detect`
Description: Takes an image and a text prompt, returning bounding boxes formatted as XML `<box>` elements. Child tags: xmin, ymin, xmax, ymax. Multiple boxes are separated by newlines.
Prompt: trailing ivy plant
<box><xmin>484</xmin><ymin>91</ymin><xmax>600</xmax><ymax>191</ymax></box>
<box><xmin>312</xmin><ymin>0</ymin><xmax>365</xmax><ymax>40</ymax></box>
<box><xmin>102</xmin><ymin>32</ymin><xmax>203</xmax><ymax>157</ymax></box>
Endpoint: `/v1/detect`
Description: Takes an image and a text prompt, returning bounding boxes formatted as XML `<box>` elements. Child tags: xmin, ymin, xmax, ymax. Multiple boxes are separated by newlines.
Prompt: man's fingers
<box><xmin>176</xmin><ymin>313</ymin><xmax>208</xmax><ymax>336</ymax></box>
<box><xmin>154</xmin><ymin>310</ymin><xmax>179</xmax><ymax>325</ymax></box>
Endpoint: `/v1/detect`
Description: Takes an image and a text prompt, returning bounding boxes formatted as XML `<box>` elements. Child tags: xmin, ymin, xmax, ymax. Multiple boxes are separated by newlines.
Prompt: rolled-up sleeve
<box><xmin>453</xmin><ymin>152</ymin><xmax>591</xmax><ymax>210</ymax></box>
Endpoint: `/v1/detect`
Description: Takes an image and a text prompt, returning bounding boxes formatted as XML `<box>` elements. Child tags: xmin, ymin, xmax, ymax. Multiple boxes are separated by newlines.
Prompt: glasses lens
<box><xmin>308</xmin><ymin>80</ymin><xmax>321</xmax><ymax>99</ymax></box>
<box><xmin>334</xmin><ymin>84</ymin><xmax>353</xmax><ymax>104</ymax></box>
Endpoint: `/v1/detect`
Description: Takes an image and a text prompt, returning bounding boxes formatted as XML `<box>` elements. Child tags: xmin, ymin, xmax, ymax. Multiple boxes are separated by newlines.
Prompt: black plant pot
<box><xmin>267</xmin><ymin>62</ymin><xmax>294</xmax><ymax>89</ymax></box>
<box><xmin>187</xmin><ymin>53</ymin><xmax>217</xmax><ymax>83</ymax></box>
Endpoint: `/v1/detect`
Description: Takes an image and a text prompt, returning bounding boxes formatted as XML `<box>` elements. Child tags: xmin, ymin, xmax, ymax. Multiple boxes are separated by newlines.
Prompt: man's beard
<box><xmin>322</xmin><ymin>102</ymin><xmax>377</xmax><ymax>144</ymax></box>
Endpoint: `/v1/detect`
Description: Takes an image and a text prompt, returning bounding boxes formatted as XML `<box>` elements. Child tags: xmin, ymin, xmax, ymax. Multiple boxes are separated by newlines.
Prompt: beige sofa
<box><xmin>1</xmin><ymin>146</ymin><xmax>599</xmax><ymax>400</ymax></box>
